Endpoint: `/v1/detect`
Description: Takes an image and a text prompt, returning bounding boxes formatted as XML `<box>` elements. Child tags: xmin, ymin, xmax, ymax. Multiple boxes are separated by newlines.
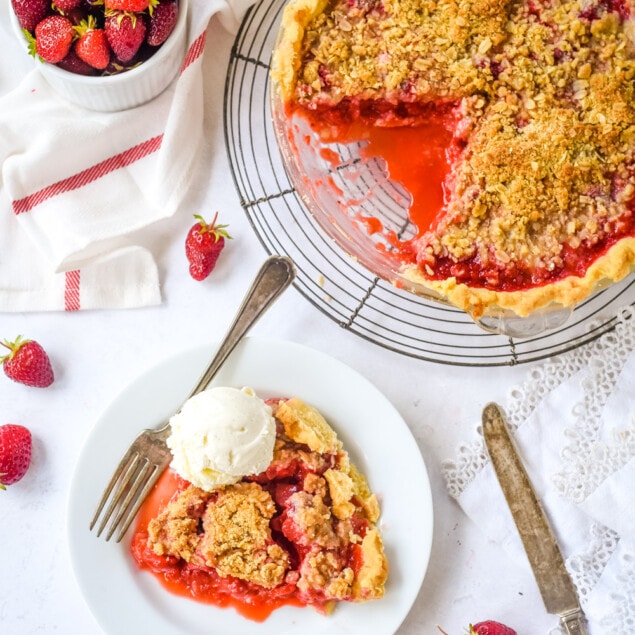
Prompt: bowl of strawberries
<box><xmin>9</xmin><ymin>0</ymin><xmax>187</xmax><ymax>111</ymax></box>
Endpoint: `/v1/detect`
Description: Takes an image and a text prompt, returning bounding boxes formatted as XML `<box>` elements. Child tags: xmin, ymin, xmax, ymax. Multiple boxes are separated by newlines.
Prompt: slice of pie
<box><xmin>271</xmin><ymin>0</ymin><xmax>635</xmax><ymax>318</ymax></box>
<box><xmin>130</xmin><ymin>398</ymin><xmax>388</xmax><ymax>620</ymax></box>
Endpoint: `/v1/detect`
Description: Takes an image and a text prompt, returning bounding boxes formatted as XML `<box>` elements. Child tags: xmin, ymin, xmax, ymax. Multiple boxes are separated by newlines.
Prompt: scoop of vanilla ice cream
<box><xmin>166</xmin><ymin>386</ymin><xmax>276</xmax><ymax>491</ymax></box>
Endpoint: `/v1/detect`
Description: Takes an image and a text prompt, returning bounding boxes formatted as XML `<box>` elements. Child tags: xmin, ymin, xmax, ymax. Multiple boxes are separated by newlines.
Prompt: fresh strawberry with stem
<box><xmin>11</xmin><ymin>0</ymin><xmax>49</xmax><ymax>32</ymax></box>
<box><xmin>185</xmin><ymin>212</ymin><xmax>231</xmax><ymax>281</ymax></box>
<box><xmin>29</xmin><ymin>14</ymin><xmax>75</xmax><ymax>63</ymax></box>
<box><xmin>0</xmin><ymin>424</ymin><xmax>33</xmax><ymax>489</ymax></box>
<box><xmin>74</xmin><ymin>14</ymin><xmax>111</xmax><ymax>69</ymax></box>
<box><xmin>1</xmin><ymin>336</ymin><xmax>54</xmax><ymax>388</ymax></box>
<box><xmin>146</xmin><ymin>0</ymin><xmax>178</xmax><ymax>46</ymax></box>
<box><xmin>470</xmin><ymin>621</ymin><xmax>517</xmax><ymax>635</ymax></box>
<box><xmin>105</xmin><ymin>9</ymin><xmax>146</xmax><ymax>62</ymax></box>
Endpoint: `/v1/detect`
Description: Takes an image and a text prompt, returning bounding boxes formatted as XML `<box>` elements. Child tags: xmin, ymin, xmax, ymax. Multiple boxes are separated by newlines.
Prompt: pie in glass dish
<box><xmin>130</xmin><ymin>397</ymin><xmax>388</xmax><ymax>621</ymax></box>
<box><xmin>270</xmin><ymin>0</ymin><xmax>635</xmax><ymax>321</ymax></box>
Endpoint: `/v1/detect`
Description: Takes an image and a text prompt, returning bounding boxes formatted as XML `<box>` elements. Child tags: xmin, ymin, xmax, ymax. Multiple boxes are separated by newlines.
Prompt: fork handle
<box><xmin>186</xmin><ymin>255</ymin><xmax>296</xmax><ymax>400</ymax></box>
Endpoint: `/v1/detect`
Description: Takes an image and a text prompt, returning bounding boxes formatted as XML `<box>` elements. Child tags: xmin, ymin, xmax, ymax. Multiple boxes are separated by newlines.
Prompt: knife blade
<box><xmin>482</xmin><ymin>402</ymin><xmax>588</xmax><ymax>635</ymax></box>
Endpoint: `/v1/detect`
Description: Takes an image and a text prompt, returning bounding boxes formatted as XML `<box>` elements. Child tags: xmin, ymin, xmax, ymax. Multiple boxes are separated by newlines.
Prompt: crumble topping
<box><xmin>142</xmin><ymin>398</ymin><xmax>388</xmax><ymax>610</ymax></box>
<box><xmin>419</xmin><ymin>0</ymin><xmax>635</xmax><ymax>277</ymax></box>
<box><xmin>199</xmin><ymin>482</ymin><xmax>290</xmax><ymax>588</ymax></box>
<box><xmin>324</xmin><ymin>468</ymin><xmax>356</xmax><ymax>519</ymax></box>
<box><xmin>298</xmin><ymin>547</ymin><xmax>355</xmax><ymax>598</ymax></box>
<box><xmin>147</xmin><ymin>482</ymin><xmax>289</xmax><ymax>588</ymax></box>
<box><xmin>147</xmin><ymin>485</ymin><xmax>208</xmax><ymax>561</ymax></box>
<box><xmin>296</xmin><ymin>0</ymin><xmax>510</xmax><ymax>103</ymax></box>
<box><xmin>274</xmin><ymin>0</ymin><xmax>635</xmax><ymax>311</ymax></box>
<box><xmin>285</xmin><ymin>475</ymin><xmax>341</xmax><ymax>548</ymax></box>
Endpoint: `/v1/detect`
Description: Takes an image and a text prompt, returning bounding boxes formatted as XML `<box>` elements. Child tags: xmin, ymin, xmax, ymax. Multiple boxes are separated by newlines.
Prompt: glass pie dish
<box><xmin>269</xmin><ymin>80</ymin><xmax>581</xmax><ymax>339</ymax></box>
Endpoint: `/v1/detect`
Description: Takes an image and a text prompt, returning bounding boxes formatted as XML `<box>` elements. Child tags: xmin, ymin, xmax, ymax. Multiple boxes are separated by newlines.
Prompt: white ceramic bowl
<box><xmin>10</xmin><ymin>0</ymin><xmax>188</xmax><ymax>112</ymax></box>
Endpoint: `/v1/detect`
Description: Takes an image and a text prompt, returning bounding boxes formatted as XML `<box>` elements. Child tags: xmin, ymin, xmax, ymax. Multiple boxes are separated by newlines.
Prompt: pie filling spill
<box><xmin>131</xmin><ymin>398</ymin><xmax>388</xmax><ymax>621</ymax></box>
<box><xmin>271</xmin><ymin>0</ymin><xmax>635</xmax><ymax>317</ymax></box>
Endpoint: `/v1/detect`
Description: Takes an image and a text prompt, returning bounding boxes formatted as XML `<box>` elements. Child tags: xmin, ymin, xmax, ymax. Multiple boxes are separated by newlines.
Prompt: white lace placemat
<box><xmin>442</xmin><ymin>307</ymin><xmax>635</xmax><ymax>634</ymax></box>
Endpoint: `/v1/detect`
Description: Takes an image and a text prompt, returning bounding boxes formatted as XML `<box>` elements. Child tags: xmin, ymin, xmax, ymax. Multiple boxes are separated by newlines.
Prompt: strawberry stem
<box><xmin>0</xmin><ymin>336</ymin><xmax>25</xmax><ymax>363</ymax></box>
<box><xmin>193</xmin><ymin>213</ymin><xmax>207</xmax><ymax>230</ymax></box>
<box><xmin>192</xmin><ymin>212</ymin><xmax>232</xmax><ymax>240</ymax></box>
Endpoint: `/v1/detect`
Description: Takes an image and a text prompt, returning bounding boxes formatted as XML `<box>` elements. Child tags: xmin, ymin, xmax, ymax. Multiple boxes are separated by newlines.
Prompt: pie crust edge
<box><xmin>401</xmin><ymin>237</ymin><xmax>635</xmax><ymax>318</ymax></box>
<box><xmin>271</xmin><ymin>0</ymin><xmax>328</xmax><ymax>100</ymax></box>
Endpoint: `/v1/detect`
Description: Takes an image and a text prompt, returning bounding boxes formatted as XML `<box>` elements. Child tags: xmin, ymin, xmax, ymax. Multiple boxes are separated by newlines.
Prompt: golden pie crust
<box><xmin>271</xmin><ymin>0</ymin><xmax>635</xmax><ymax>318</ymax></box>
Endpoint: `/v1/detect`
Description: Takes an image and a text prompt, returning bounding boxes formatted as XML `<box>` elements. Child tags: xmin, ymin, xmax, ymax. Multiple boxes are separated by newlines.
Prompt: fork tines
<box><xmin>90</xmin><ymin>450</ymin><xmax>165</xmax><ymax>543</ymax></box>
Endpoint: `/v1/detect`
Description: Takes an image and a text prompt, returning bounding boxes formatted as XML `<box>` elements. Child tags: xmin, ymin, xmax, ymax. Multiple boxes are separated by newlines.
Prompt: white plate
<box><xmin>68</xmin><ymin>337</ymin><xmax>433</xmax><ymax>635</ymax></box>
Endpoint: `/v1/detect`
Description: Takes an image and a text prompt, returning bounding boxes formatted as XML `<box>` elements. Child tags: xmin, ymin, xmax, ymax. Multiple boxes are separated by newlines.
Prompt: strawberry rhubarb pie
<box><xmin>271</xmin><ymin>0</ymin><xmax>635</xmax><ymax>318</ymax></box>
<box><xmin>131</xmin><ymin>387</ymin><xmax>388</xmax><ymax>621</ymax></box>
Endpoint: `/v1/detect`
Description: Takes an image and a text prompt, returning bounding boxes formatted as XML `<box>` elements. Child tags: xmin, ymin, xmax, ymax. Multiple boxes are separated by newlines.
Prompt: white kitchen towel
<box><xmin>0</xmin><ymin>0</ymin><xmax>252</xmax><ymax>311</ymax></box>
<box><xmin>442</xmin><ymin>306</ymin><xmax>635</xmax><ymax>635</ymax></box>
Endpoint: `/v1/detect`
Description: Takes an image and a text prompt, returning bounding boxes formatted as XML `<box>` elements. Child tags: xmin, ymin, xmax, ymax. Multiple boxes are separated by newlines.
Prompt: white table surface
<box><xmin>1</xmin><ymin>7</ymin><xmax>564</xmax><ymax>634</ymax></box>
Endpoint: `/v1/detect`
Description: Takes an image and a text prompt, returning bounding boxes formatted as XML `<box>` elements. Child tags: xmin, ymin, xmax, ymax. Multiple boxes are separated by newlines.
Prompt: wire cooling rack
<box><xmin>223</xmin><ymin>0</ymin><xmax>635</xmax><ymax>367</ymax></box>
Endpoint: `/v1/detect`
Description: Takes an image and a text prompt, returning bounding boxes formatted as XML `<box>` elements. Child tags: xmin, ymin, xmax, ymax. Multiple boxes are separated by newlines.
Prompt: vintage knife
<box><xmin>482</xmin><ymin>402</ymin><xmax>588</xmax><ymax>635</ymax></box>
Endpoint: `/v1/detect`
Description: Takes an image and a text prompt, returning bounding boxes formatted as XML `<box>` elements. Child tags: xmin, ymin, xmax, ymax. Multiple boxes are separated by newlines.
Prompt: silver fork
<box><xmin>89</xmin><ymin>255</ymin><xmax>296</xmax><ymax>543</ymax></box>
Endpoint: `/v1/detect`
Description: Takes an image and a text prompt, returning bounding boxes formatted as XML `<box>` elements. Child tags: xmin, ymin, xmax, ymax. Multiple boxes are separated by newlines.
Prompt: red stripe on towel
<box><xmin>12</xmin><ymin>135</ymin><xmax>164</xmax><ymax>215</ymax></box>
<box><xmin>64</xmin><ymin>270</ymin><xmax>81</xmax><ymax>311</ymax></box>
<box><xmin>180</xmin><ymin>31</ymin><xmax>206</xmax><ymax>73</ymax></box>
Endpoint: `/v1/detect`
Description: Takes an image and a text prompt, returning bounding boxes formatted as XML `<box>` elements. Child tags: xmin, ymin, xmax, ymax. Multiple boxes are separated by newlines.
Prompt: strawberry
<box><xmin>185</xmin><ymin>213</ymin><xmax>231</xmax><ymax>281</ymax></box>
<box><xmin>53</xmin><ymin>0</ymin><xmax>83</xmax><ymax>11</ymax></box>
<box><xmin>105</xmin><ymin>10</ymin><xmax>146</xmax><ymax>62</ymax></box>
<box><xmin>0</xmin><ymin>424</ymin><xmax>33</xmax><ymax>489</ymax></box>
<box><xmin>1</xmin><ymin>336</ymin><xmax>54</xmax><ymax>388</ymax></box>
<box><xmin>470</xmin><ymin>621</ymin><xmax>517</xmax><ymax>635</ymax></box>
<box><xmin>32</xmin><ymin>15</ymin><xmax>74</xmax><ymax>63</ymax></box>
<box><xmin>74</xmin><ymin>15</ymin><xmax>111</xmax><ymax>69</ymax></box>
<box><xmin>56</xmin><ymin>4</ymin><xmax>90</xmax><ymax>26</ymax></box>
<box><xmin>103</xmin><ymin>56</ymin><xmax>144</xmax><ymax>74</ymax></box>
<box><xmin>104</xmin><ymin>0</ymin><xmax>155</xmax><ymax>12</ymax></box>
<box><xmin>146</xmin><ymin>0</ymin><xmax>178</xmax><ymax>46</ymax></box>
<box><xmin>57</xmin><ymin>47</ymin><xmax>98</xmax><ymax>74</ymax></box>
<box><xmin>11</xmin><ymin>0</ymin><xmax>49</xmax><ymax>32</ymax></box>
